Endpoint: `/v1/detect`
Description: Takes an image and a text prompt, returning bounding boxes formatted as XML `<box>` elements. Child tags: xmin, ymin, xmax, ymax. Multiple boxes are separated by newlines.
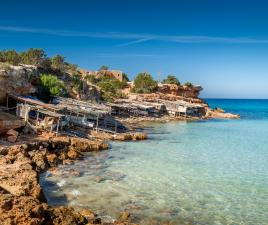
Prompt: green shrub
<box><xmin>93</xmin><ymin>76</ymin><xmax>126</xmax><ymax>102</ymax></box>
<box><xmin>99</xmin><ymin>65</ymin><xmax>109</xmax><ymax>70</ymax></box>
<box><xmin>51</xmin><ymin>55</ymin><xmax>65</xmax><ymax>72</ymax></box>
<box><xmin>71</xmin><ymin>74</ymin><xmax>83</xmax><ymax>91</ymax></box>
<box><xmin>40</xmin><ymin>74</ymin><xmax>67</xmax><ymax>97</ymax></box>
<box><xmin>162</xmin><ymin>75</ymin><xmax>180</xmax><ymax>86</ymax></box>
<box><xmin>133</xmin><ymin>72</ymin><xmax>158</xmax><ymax>93</ymax></box>
<box><xmin>0</xmin><ymin>62</ymin><xmax>11</xmax><ymax>71</ymax></box>
<box><xmin>184</xmin><ymin>82</ymin><xmax>193</xmax><ymax>88</ymax></box>
<box><xmin>0</xmin><ymin>50</ymin><xmax>21</xmax><ymax>65</ymax></box>
<box><xmin>122</xmin><ymin>72</ymin><xmax>129</xmax><ymax>82</ymax></box>
<box><xmin>65</xmin><ymin>62</ymin><xmax>77</xmax><ymax>72</ymax></box>
<box><xmin>85</xmin><ymin>74</ymin><xmax>98</xmax><ymax>84</ymax></box>
<box><xmin>20</xmin><ymin>48</ymin><xmax>47</xmax><ymax>66</ymax></box>
<box><xmin>0</xmin><ymin>49</ymin><xmax>79</xmax><ymax>76</ymax></box>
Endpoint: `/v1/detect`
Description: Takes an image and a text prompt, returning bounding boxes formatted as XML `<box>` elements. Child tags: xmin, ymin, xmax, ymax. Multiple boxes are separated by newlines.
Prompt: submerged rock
<box><xmin>94</xmin><ymin>176</ymin><xmax>105</xmax><ymax>183</ymax></box>
<box><xmin>118</xmin><ymin>211</ymin><xmax>131</xmax><ymax>222</ymax></box>
<box><xmin>104</xmin><ymin>171</ymin><xmax>126</xmax><ymax>182</ymax></box>
<box><xmin>69</xmin><ymin>169</ymin><xmax>81</xmax><ymax>177</ymax></box>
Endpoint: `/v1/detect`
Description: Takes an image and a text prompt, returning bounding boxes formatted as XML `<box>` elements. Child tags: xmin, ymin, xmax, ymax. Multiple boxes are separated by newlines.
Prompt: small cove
<box><xmin>40</xmin><ymin>99</ymin><xmax>268</xmax><ymax>225</ymax></box>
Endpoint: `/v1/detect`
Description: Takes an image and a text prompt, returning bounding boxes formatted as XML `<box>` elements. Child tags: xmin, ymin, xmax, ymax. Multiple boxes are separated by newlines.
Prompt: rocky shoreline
<box><xmin>0</xmin><ymin>111</ymin><xmax>240</xmax><ymax>225</ymax></box>
<box><xmin>0</xmin><ymin>136</ymin><xmax>139</xmax><ymax>225</ymax></box>
<box><xmin>116</xmin><ymin>110</ymin><xmax>240</xmax><ymax>129</ymax></box>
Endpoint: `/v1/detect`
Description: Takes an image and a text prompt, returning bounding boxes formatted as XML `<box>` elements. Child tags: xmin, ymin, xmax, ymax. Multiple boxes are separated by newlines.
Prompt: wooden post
<box><xmin>36</xmin><ymin>110</ymin><xmax>39</xmax><ymax>124</ymax></box>
<box><xmin>24</xmin><ymin>106</ymin><xmax>28</xmax><ymax>122</ymax></box>
<box><xmin>76</xmin><ymin>112</ymin><xmax>79</xmax><ymax>127</ymax></box>
<box><xmin>6</xmin><ymin>95</ymin><xmax>9</xmax><ymax>108</ymax></box>
<box><xmin>96</xmin><ymin>112</ymin><xmax>99</xmax><ymax>132</ymax></box>
<box><xmin>49</xmin><ymin>117</ymin><xmax>53</xmax><ymax>133</ymax></box>
<box><xmin>16</xmin><ymin>105</ymin><xmax>18</xmax><ymax>116</ymax></box>
<box><xmin>56</xmin><ymin>118</ymin><xmax>60</xmax><ymax>137</ymax></box>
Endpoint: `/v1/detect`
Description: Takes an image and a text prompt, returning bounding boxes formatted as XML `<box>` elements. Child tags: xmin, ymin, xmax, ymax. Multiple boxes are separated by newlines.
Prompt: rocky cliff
<box><xmin>0</xmin><ymin>64</ymin><xmax>38</xmax><ymax>103</ymax></box>
<box><xmin>0</xmin><ymin>64</ymin><xmax>102</xmax><ymax>104</ymax></box>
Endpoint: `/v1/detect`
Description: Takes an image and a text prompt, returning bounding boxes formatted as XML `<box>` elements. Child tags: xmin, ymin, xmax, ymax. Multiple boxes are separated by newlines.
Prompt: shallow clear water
<box><xmin>40</xmin><ymin>99</ymin><xmax>268</xmax><ymax>225</ymax></box>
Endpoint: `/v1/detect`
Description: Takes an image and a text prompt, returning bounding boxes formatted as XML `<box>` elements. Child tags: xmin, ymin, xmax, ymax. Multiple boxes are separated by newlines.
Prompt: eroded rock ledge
<box><xmin>0</xmin><ymin>137</ymin><xmax>137</xmax><ymax>225</ymax></box>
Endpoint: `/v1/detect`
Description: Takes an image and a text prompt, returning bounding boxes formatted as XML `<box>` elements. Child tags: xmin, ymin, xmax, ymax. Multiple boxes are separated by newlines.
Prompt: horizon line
<box><xmin>202</xmin><ymin>97</ymin><xmax>268</xmax><ymax>100</ymax></box>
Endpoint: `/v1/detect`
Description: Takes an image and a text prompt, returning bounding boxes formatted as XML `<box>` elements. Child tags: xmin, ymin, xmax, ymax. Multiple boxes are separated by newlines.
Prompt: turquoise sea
<box><xmin>40</xmin><ymin>99</ymin><xmax>268</xmax><ymax>225</ymax></box>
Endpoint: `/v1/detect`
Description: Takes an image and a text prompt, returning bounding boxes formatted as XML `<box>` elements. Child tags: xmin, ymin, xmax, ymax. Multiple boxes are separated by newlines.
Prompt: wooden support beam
<box><xmin>96</xmin><ymin>112</ymin><xmax>99</xmax><ymax>132</ymax></box>
<box><xmin>56</xmin><ymin>119</ymin><xmax>59</xmax><ymax>136</ymax></box>
<box><xmin>50</xmin><ymin>123</ymin><xmax>53</xmax><ymax>133</ymax></box>
<box><xmin>36</xmin><ymin>110</ymin><xmax>39</xmax><ymax>123</ymax></box>
<box><xmin>6</xmin><ymin>95</ymin><xmax>9</xmax><ymax>108</ymax></box>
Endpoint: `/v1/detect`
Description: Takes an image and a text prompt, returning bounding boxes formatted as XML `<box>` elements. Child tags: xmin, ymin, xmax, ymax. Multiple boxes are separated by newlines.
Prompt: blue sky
<box><xmin>1</xmin><ymin>0</ymin><xmax>268</xmax><ymax>98</ymax></box>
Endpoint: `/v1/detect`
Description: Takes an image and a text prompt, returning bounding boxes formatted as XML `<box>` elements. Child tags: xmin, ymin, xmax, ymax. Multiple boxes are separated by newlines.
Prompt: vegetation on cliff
<box><xmin>0</xmin><ymin>49</ymin><xmax>77</xmax><ymax>74</ymax></box>
<box><xmin>39</xmin><ymin>74</ymin><xmax>67</xmax><ymax>101</ymax></box>
<box><xmin>133</xmin><ymin>72</ymin><xmax>158</xmax><ymax>93</ymax></box>
<box><xmin>162</xmin><ymin>75</ymin><xmax>181</xmax><ymax>86</ymax></box>
<box><xmin>184</xmin><ymin>82</ymin><xmax>193</xmax><ymax>88</ymax></box>
<box><xmin>85</xmin><ymin>75</ymin><xmax>127</xmax><ymax>102</ymax></box>
<box><xmin>0</xmin><ymin>62</ymin><xmax>12</xmax><ymax>71</ymax></box>
<box><xmin>99</xmin><ymin>65</ymin><xmax>109</xmax><ymax>70</ymax></box>
<box><xmin>1</xmin><ymin>48</ymin><xmax>200</xmax><ymax>104</ymax></box>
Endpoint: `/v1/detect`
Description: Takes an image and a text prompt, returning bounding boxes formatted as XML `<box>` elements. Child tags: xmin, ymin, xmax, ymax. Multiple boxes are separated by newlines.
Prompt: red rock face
<box><xmin>158</xmin><ymin>84</ymin><xmax>202</xmax><ymax>99</ymax></box>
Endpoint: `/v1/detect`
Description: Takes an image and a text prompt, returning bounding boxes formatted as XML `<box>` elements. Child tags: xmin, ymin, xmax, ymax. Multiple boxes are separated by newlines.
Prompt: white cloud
<box><xmin>97</xmin><ymin>53</ymin><xmax>164</xmax><ymax>57</ymax></box>
<box><xmin>1</xmin><ymin>25</ymin><xmax>268</xmax><ymax>46</ymax></box>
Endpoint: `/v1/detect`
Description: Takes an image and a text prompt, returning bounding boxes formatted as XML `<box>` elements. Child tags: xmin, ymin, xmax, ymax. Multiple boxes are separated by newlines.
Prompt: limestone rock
<box><xmin>67</xmin><ymin>149</ymin><xmax>82</xmax><ymax>160</ymax></box>
<box><xmin>0</xmin><ymin>64</ymin><xmax>38</xmax><ymax>104</ymax></box>
<box><xmin>6</xmin><ymin>129</ymin><xmax>19</xmax><ymax>137</ymax></box>
<box><xmin>0</xmin><ymin>112</ymin><xmax>25</xmax><ymax>134</ymax></box>
<box><xmin>47</xmin><ymin>206</ymin><xmax>88</xmax><ymax>225</ymax></box>
<box><xmin>7</xmin><ymin>135</ymin><xmax>17</xmax><ymax>143</ymax></box>
<box><xmin>79</xmin><ymin>208</ymin><xmax>99</xmax><ymax>223</ymax></box>
<box><xmin>0</xmin><ymin>194</ymin><xmax>47</xmax><ymax>225</ymax></box>
<box><xmin>32</xmin><ymin>150</ymin><xmax>48</xmax><ymax>171</ymax></box>
<box><xmin>46</xmin><ymin>153</ymin><xmax>58</xmax><ymax>167</ymax></box>
<box><xmin>94</xmin><ymin>176</ymin><xmax>105</xmax><ymax>183</ymax></box>
<box><xmin>0</xmin><ymin>138</ymin><xmax>120</xmax><ymax>225</ymax></box>
<box><xmin>117</xmin><ymin>211</ymin><xmax>131</xmax><ymax>223</ymax></box>
<box><xmin>206</xmin><ymin>108</ymin><xmax>240</xmax><ymax>119</ymax></box>
<box><xmin>6</xmin><ymin>128</ymin><xmax>19</xmax><ymax>143</ymax></box>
